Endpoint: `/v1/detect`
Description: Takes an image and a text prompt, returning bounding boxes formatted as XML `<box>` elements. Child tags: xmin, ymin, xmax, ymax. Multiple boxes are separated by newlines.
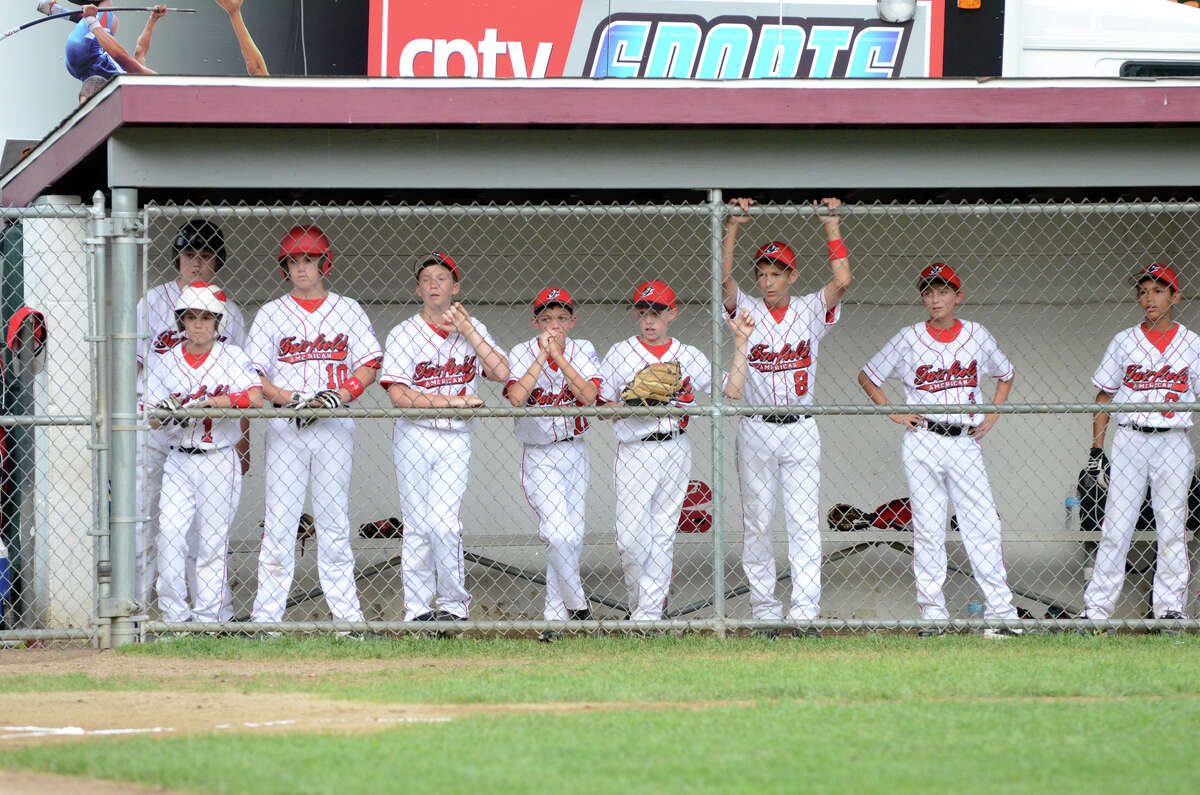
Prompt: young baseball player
<box><xmin>1081</xmin><ymin>264</ymin><xmax>1198</xmax><ymax>624</ymax></box>
<box><xmin>858</xmin><ymin>263</ymin><xmax>1022</xmax><ymax>637</ymax></box>
<box><xmin>600</xmin><ymin>281</ymin><xmax>712</xmax><ymax>622</ymax></box>
<box><xmin>145</xmin><ymin>282</ymin><xmax>261</xmax><ymax>623</ymax></box>
<box><xmin>505</xmin><ymin>287</ymin><xmax>601</xmax><ymax>634</ymax></box>
<box><xmin>247</xmin><ymin>225</ymin><xmax>381</xmax><ymax>627</ymax></box>
<box><xmin>136</xmin><ymin>220</ymin><xmax>247</xmax><ymax>616</ymax></box>
<box><xmin>380</xmin><ymin>252</ymin><xmax>510</xmax><ymax>622</ymax></box>
<box><xmin>720</xmin><ymin>197</ymin><xmax>851</xmax><ymax>636</ymax></box>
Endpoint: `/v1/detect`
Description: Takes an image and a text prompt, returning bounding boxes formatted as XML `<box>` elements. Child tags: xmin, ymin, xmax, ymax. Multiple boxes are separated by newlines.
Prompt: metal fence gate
<box><xmin>3</xmin><ymin>194</ymin><xmax>1199</xmax><ymax>646</ymax></box>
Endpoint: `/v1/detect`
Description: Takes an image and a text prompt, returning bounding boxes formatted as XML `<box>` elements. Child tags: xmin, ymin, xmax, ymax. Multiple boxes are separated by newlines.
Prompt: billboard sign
<box><xmin>368</xmin><ymin>1</ymin><xmax>943</xmax><ymax>79</ymax></box>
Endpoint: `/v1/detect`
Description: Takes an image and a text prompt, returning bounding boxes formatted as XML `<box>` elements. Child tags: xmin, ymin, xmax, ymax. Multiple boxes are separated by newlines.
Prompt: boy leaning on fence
<box><xmin>1080</xmin><ymin>264</ymin><xmax>1198</xmax><ymax>628</ymax></box>
<box><xmin>600</xmin><ymin>280</ymin><xmax>712</xmax><ymax>624</ymax></box>
<box><xmin>379</xmin><ymin>252</ymin><xmax>509</xmax><ymax>624</ymax></box>
<box><xmin>718</xmin><ymin>196</ymin><xmax>850</xmax><ymax>638</ymax></box>
<box><xmin>505</xmin><ymin>287</ymin><xmax>601</xmax><ymax>640</ymax></box>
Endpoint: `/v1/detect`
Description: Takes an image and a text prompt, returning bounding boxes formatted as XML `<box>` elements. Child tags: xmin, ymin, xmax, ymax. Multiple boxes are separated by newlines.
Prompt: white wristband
<box><xmin>86</xmin><ymin>17</ymin><xmax>101</xmax><ymax>32</ymax></box>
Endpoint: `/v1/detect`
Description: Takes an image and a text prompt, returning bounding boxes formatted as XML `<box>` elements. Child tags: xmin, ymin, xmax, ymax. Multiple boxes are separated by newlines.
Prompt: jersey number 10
<box><xmin>325</xmin><ymin>363</ymin><xmax>350</xmax><ymax>389</ymax></box>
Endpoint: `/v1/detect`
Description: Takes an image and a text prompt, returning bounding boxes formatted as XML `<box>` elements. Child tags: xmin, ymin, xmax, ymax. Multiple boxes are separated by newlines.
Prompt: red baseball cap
<box><xmin>754</xmin><ymin>241</ymin><xmax>797</xmax><ymax>271</ymax></box>
<box><xmin>632</xmin><ymin>280</ymin><xmax>677</xmax><ymax>310</ymax></box>
<box><xmin>1133</xmin><ymin>263</ymin><xmax>1180</xmax><ymax>293</ymax></box>
<box><xmin>917</xmin><ymin>262</ymin><xmax>961</xmax><ymax>291</ymax></box>
<box><xmin>533</xmin><ymin>287</ymin><xmax>574</xmax><ymax>314</ymax></box>
<box><xmin>416</xmin><ymin>251</ymin><xmax>460</xmax><ymax>282</ymax></box>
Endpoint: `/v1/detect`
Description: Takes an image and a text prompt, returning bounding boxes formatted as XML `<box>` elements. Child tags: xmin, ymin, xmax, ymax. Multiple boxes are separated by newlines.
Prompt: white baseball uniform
<box><xmin>863</xmin><ymin>320</ymin><xmax>1019</xmax><ymax>620</ymax></box>
<box><xmin>600</xmin><ymin>337</ymin><xmax>712</xmax><ymax>621</ymax></box>
<box><xmin>246</xmin><ymin>293</ymin><xmax>381</xmax><ymax>624</ymax></box>
<box><xmin>506</xmin><ymin>336</ymin><xmax>603</xmax><ymax>621</ymax></box>
<box><xmin>733</xmin><ymin>287</ymin><xmax>840</xmax><ymax>621</ymax></box>
<box><xmin>144</xmin><ymin>341</ymin><xmax>257</xmax><ymax>623</ymax></box>
<box><xmin>136</xmin><ymin>281</ymin><xmax>246</xmax><ymax>615</ymax></box>
<box><xmin>1084</xmin><ymin>323</ymin><xmax>1200</xmax><ymax>619</ymax></box>
<box><xmin>380</xmin><ymin>315</ymin><xmax>507</xmax><ymax>620</ymax></box>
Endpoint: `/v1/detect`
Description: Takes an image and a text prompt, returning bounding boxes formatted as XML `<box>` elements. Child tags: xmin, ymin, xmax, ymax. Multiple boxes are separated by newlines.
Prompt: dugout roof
<box><xmin>4</xmin><ymin>75</ymin><xmax>1200</xmax><ymax>206</ymax></box>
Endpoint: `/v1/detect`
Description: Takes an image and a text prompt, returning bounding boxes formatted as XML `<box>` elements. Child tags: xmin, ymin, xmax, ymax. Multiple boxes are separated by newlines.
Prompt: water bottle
<box><xmin>967</xmin><ymin>601</ymin><xmax>985</xmax><ymax>635</ymax></box>
<box><xmin>1064</xmin><ymin>495</ymin><xmax>1081</xmax><ymax>532</ymax></box>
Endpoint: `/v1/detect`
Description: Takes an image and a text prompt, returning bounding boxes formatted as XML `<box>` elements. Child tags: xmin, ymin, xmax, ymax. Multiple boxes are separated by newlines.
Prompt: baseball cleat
<box><xmin>568</xmin><ymin>608</ymin><xmax>593</xmax><ymax>621</ymax></box>
<box><xmin>538</xmin><ymin>630</ymin><xmax>563</xmax><ymax>643</ymax></box>
<box><xmin>1158</xmin><ymin>611</ymin><xmax>1187</xmax><ymax>636</ymax></box>
<box><xmin>752</xmin><ymin>628</ymin><xmax>780</xmax><ymax>640</ymax></box>
<box><xmin>982</xmin><ymin>627</ymin><xmax>1022</xmax><ymax>638</ymax></box>
<box><xmin>791</xmin><ymin>627</ymin><xmax>822</xmax><ymax>639</ymax></box>
<box><xmin>917</xmin><ymin>628</ymin><xmax>945</xmax><ymax>638</ymax></box>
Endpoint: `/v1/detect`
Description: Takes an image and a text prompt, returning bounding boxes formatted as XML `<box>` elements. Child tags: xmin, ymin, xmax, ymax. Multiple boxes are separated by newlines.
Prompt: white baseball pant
<box><xmin>613</xmin><ymin>435</ymin><xmax>690</xmax><ymax>621</ymax></box>
<box><xmin>521</xmin><ymin>438</ymin><xmax>590</xmax><ymax>621</ymax></box>
<box><xmin>393</xmin><ymin>422</ymin><xmax>472</xmax><ymax>620</ymax></box>
<box><xmin>253</xmin><ymin>419</ymin><xmax>363</xmax><ymax>624</ymax></box>
<box><xmin>902</xmin><ymin>428</ymin><xmax>1018</xmax><ymax>620</ymax></box>
<box><xmin>737</xmin><ymin>416</ymin><xmax>822</xmax><ymax>620</ymax></box>
<box><xmin>156</xmin><ymin>447</ymin><xmax>241</xmax><ymax>623</ymax></box>
<box><xmin>1084</xmin><ymin>426</ymin><xmax>1193</xmax><ymax>618</ymax></box>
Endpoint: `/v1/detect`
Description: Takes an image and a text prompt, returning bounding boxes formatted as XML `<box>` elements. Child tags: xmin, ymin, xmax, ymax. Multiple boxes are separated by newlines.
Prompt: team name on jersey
<box><xmin>277</xmin><ymin>334</ymin><xmax>349</xmax><ymax>363</ymax></box>
<box><xmin>528</xmin><ymin>384</ymin><xmax>578</xmax><ymax>406</ymax></box>
<box><xmin>414</xmin><ymin>356</ymin><xmax>477</xmax><ymax>389</ymax></box>
<box><xmin>1124</xmin><ymin>364</ymin><xmax>1188</xmax><ymax>391</ymax></box>
<box><xmin>152</xmin><ymin>329</ymin><xmax>232</xmax><ymax>355</ymax></box>
<box><xmin>748</xmin><ymin>342</ymin><xmax>812</xmax><ymax>373</ymax></box>
<box><xmin>172</xmin><ymin>383</ymin><xmax>233</xmax><ymax>403</ymax></box>
<box><xmin>914</xmin><ymin>360</ymin><xmax>978</xmax><ymax>392</ymax></box>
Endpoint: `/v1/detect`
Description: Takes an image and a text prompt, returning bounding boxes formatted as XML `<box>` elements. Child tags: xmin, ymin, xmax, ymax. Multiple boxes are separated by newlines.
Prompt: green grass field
<box><xmin>3</xmin><ymin>634</ymin><xmax>1199</xmax><ymax>794</ymax></box>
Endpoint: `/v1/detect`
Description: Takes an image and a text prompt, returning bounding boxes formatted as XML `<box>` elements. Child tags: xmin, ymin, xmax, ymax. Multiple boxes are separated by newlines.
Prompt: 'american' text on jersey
<box><xmin>277</xmin><ymin>334</ymin><xmax>349</xmax><ymax>363</ymax></box>
<box><xmin>748</xmin><ymin>342</ymin><xmax>812</xmax><ymax>372</ymax></box>
<box><xmin>415</xmin><ymin>356</ymin><xmax>478</xmax><ymax>389</ymax></box>
<box><xmin>1124</xmin><ymin>364</ymin><xmax>1188</xmax><ymax>391</ymax></box>
<box><xmin>915</xmin><ymin>360</ymin><xmax>978</xmax><ymax>392</ymax></box>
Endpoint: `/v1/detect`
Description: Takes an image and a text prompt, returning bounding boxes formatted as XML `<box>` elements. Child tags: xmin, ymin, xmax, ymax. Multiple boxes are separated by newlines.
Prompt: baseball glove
<box><xmin>296</xmin><ymin>389</ymin><xmax>344</xmax><ymax>428</ymax></box>
<box><xmin>156</xmin><ymin>395</ymin><xmax>191</xmax><ymax>427</ymax></box>
<box><xmin>359</xmin><ymin>517</ymin><xmax>404</xmax><ymax>539</ymax></box>
<box><xmin>827</xmin><ymin>503</ymin><xmax>870</xmax><ymax>532</ymax></box>
<box><xmin>621</xmin><ymin>362</ymin><xmax>683</xmax><ymax>405</ymax></box>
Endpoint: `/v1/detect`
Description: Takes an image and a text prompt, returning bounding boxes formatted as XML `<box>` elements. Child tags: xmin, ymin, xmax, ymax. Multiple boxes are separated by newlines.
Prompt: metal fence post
<box><xmin>87</xmin><ymin>192</ymin><xmax>111</xmax><ymax>648</ymax></box>
<box><xmin>106</xmin><ymin>188</ymin><xmax>140</xmax><ymax>647</ymax></box>
<box><xmin>707</xmin><ymin>189</ymin><xmax>726</xmax><ymax>638</ymax></box>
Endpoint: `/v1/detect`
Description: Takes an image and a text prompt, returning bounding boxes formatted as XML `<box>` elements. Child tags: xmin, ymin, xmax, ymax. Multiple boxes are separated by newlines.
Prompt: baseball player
<box><xmin>145</xmin><ymin>282</ymin><xmax>261</xmax><ymax>623</ymax></box>
<box><xmin>720</xmin><ymin>197</ymin><xmax>850</xmax><ymax>636</ymax></box>
<box><xmin>858</xmin><ymin>263</ymin><xmax>1022</xmax><ymax>637</ymax></box>
<box><xmin>1081</xmin><ymin>264</ymin><xmax>1197</xmax><ymax>625</ymax></box>
<box><xmin>379</xmin><ymin>252</ymin><xmax>509</xmax><ymax>622</ymax></box>
<box><xmin>136</xmin><ymin>220</ymin><xmax>246</xmax><ymax>616</ymax></box>
<box><xmin>247</xmin><ymin>225</ymin><xmax>381</xmax><ymax>627</ymax></box>
<box><xmin>600</xmin><ymin>281</ymin><xmax>712</xmax><ymax>622</ymax></box>
<box><xmin>505</xmin><ymin>287</ymin><xmax>601</xmax><ymax>633</ymax></box>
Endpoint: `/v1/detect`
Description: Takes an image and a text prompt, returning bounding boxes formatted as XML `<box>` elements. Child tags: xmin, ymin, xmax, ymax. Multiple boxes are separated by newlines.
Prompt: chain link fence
<box><xmin>6</xmin><ymin>197</ymin><xmax>1200</xmax><ymax>644</ymax></box>
<box><xmin>2</xmin><ymin>202</ymin><xmax>101</xmax><ymax>647</ymax></box>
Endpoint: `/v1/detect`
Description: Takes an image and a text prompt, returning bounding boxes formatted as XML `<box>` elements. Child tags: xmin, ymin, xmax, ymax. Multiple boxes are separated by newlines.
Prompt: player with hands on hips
<box><xmin>136</xmin><ymin>220</ymin><xmax>247</xmax><ymax>615</ymax></box>
<box><xmin>506</xmin><ymin>288</ymin><xmax>601</xmax><ymax>636</ymax></box>
<box><xmin>145</xmin><ymin>282</ymin><xmax>261</xmax><ymax>624</ymax></box>
<box><xmin>380</xmin><ymin>252</ymin><xmax>510</xmax><ymax>622</ymax></box>
<box><xmin>247</xmin><ymin>226</ymin><xmax>381</xmax><ymax>627</ymax></box>
<box><xmin>858</xmin><ymin>263</ymin><xmax>1021</xmax><ymax>636</ymax></box>
<box><xmin>1081</xmin><ymin>264</ymin><xmax>1198</xmax><ymax>625</ymax></box>
<box><xmin>600</xmin><ymin>281</ymin><xmax>712</xmax><ymax>622</ymax></box>
<box><xmin>720</xmin><ymin>197</ymin><xmax>851</xmax><ymax>636</ymax></box>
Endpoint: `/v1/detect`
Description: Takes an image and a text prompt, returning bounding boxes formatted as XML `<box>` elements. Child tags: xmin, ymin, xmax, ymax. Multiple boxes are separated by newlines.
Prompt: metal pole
<box><xmin>707</xmin><ymin>188</ymin><xmax>726</xmax><ymax>639</ymax></box>
<box><xmin>107</xmin><ymin>188</ymin><xmax>139</xmax><ymax>647</ymax></box>
<box><xmin>88</xmin><ymin>192</ymin><xmax>111</xmax><ymax>648</ymax></box>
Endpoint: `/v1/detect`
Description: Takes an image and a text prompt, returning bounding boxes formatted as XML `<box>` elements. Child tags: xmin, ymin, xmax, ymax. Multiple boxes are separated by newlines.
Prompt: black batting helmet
<box><xmin>172</xmin><ymin>220</ymin><xmax>226</xmax><ymax>272</ymax></box>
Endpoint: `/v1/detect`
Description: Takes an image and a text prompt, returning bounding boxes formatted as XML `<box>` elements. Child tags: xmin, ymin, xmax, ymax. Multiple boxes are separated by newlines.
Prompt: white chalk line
<box><xmin>3</xmin><ymin>714</ymin><xmax>451</xmax><ymax>740</ymax></box>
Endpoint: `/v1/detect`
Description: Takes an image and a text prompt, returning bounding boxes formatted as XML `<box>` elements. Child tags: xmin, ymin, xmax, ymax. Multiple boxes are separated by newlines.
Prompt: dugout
<box><xmin>3</xmin><ymin>76</ymin><xmax>1200</xmax><ymax>637</ymax></box>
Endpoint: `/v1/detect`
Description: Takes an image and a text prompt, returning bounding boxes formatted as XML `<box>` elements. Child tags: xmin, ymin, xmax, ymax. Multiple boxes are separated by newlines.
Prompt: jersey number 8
<box><xmin>793</xmin><ymin>370</ymin><xmax>809</xmax><ymax>397</ymax></box>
